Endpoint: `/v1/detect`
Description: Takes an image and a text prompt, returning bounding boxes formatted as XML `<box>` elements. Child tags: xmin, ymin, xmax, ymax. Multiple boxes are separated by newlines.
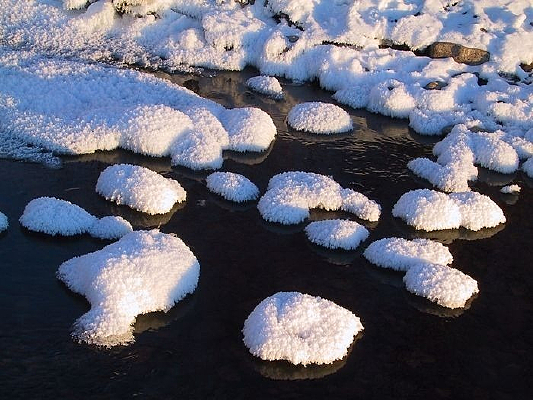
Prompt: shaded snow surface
<box><xmin>363</xmin><ymin>238</ymin><xmax>453</xmax><ymax>272</ymax></box>
<box><xmin>304</xmin><ymin>219</ymin><xmax>369</xmax><ymax>250</ymax></box>
<box><xmin>206</xmin><ymin>171</ymin><xmax>259</xmax><ymax>202</ymax></box>
<box><xmin>96</xmin><ymin>164</ymin><xmax>186</xmax><ymax>215</ymax></box>
<box><xmin>258</xmin><ymin>172</ymin><xmax>380</xmax><ymax>225</ymax></box>
<box><xmin>88</xmin><ymin>216</ymin><xmax>133</xmax><ymax>240</ymax></box>
<box><xmin>243</xmin><ymin>292</ymin><xmax>363</xmax><ymax>365</ymax></box>
<box><xmin>57</xmin><ymin>230</ymin><xmax>200</xmax><ymax>346</ymax></box>
<box><xmin>404</xmin><ymin>263</ymin><xmax>479</xmax><ymax>309</ymax></box>
<box><xmin>0</xmin><ymin>211</ymin><xmax>8</xmax><ymax>232</ymax></box>
<box><xmin>287</xmin><ymin>102</ymin><xmax>353</xmax><ymax>134</ymax></box>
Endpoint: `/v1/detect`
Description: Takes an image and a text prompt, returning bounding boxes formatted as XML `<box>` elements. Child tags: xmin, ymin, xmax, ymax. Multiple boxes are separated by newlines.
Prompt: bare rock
<box><xmin>424</xmin><ymin>81</ymin><xmax>447</xmax><ymax>90</ymax></box>
<box><xmin>427</xmin><ymin>42</ymin><xmax>490</xmax><ymax>65</ymax></box>
<box><xmin>520</xmin><ymin>62</ymin><xmax>533</xmax><ymax>73</ymax></box>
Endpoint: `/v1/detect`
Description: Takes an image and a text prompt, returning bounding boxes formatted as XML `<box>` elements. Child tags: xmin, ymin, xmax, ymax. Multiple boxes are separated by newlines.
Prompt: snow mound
<box><xmin>364</xmin><ymin>238</ymin><xmax>453</xmax><ymax>272</ymax></box>
<box><xmin>500</xmin><ymin>185</ymin><xmax>520</xmax><ymax>194</ymax></box>
<box><xmin>368</xmin><ymin>80</ymin><xmax>416</xmax><ymax>119</ymax></box>
<box><xmin>304</xmin><ymin>219</ymin><xmax>369</xmax><ymax>250</ymax></box>
<box><xmin>392</xmin><ymin>189</ymin><xmax>505</xmax><ymax>231</ymax></box>
<box><xmin>404</xmin><ymin>263</ymin><xmax>479</xmax><ymax>309</ymax></box>
<box><xmin>96</xmin><ymin>164</ymin><xmax>186</xmax><ymax>215</ymax></box>
<box><xmin>20</xmin><ymin>197</ymin><xmax>97</xmax><ymax>236</ymax></box>
<box><xmin>57</xmin><ymin>230</ymin><xmax>200</xmax><ymax>346</ymax></box>
<box><xmin>287</xmin><ymin>103</ymin><xmax>353</xmax><ymax>134</ymax></box>
<box><xmin>222</xmin><ymin>107</ymin><xmax>277</xmax><ymax>152</ymax></box>
<box><xmin>88</xmin><ymin>216</ymin><xmax>133</xmax><ymax>240</ymax></box>
<box><xmin>0</xmin><ymin>211</ymin><xmax>8</xmax><ymax>232</ymax></box>
<box><xmin>408</xmin><ymin>158</ymin><xmax>478</xmax><ymax>193</ymax></box>
<box><xmin>206</xmin><ymin>171</ymin><xmax>259</xmax><ymax>203</ymax></box>
<box><xmin>246</xmin><ymin>76</ymin><xmax>283</xmax><ymax>99</ymax></box>
<box><xmin>258</xmin><ymin>171</ymin><xmax>380</xmax><ymax>225</ymax></box>
<box><xmin>243</xmin><ymin>292</ymin><xmax>363</xmax><ymax>365</ymax></box>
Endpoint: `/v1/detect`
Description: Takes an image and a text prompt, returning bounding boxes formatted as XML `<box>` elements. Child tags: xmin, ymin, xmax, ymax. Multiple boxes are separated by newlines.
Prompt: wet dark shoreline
<box><xmin>0</xmin><ymin>69</ymin><xmax>531</xmax><ymax>399</ymax></box>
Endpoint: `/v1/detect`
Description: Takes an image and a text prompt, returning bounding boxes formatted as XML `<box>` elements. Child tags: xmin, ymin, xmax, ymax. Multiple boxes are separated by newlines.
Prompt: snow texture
<box><xmin>88</xmin><ymin>216</ymin><xmax>133</xmax><ymax>240</ymax></box>
<box><xmin>96</xmin><ymin>164</ymin><xmax>186</xmax><ymax>215</ymax></box>
<box><xmin>304</xmin><ymin>219</ymin><xmax>369</xmax><ymax>251</ymax></box>
<box><xmin>523</xmin><ymin>158</ymin><xmax>533</xmax><ymax>178</ymax></box>
<box><xmin>20</xmin><ymin>197</ymin><xmax>97</xmax><ymax>236</ymax></box>
<box><xmin>0</xmin><ymin>211</ymin><xmax>8</xmax><ymax>232</ymax></box>
<box><xmin>392</xmin><ymin>189</ymin><xmax>505</xmax><ymax>231</ymax></box>
<box><xmin>57</xmin><ymin>230</ymin><xmax>200</xmax><ymax>346</ymax></box>
<box><xmin>287</xmin><ymin>102</ymin><xmax>353</xmax><ymax>134</ymax></box>
<box><xmin>243</xmin><ymin>292</ymin><xmax>363</xmax><ymax>365</ymax></box>
<box><xmin>404</xmin><ymin>263</ymin><xmax>479</xmax><ymax>309</ymax></box>
<box><xmin>206</xmin><ymin>171</ymin><xmax>259</xmax><ymax>203</ymax></box>
<box><xmin>246</xmin><ymin>76</ymin><xmax>283</xmax><ymax>99</ymax></box>
<box><xmin>258</xmin><ymin>171</ymin><xmax>380</xmax><ymax>225</ymax></box>
<box><xmin>363</xmin><ymin>238</ymin><xmax>453</xmax><ymax>272</ymax></box>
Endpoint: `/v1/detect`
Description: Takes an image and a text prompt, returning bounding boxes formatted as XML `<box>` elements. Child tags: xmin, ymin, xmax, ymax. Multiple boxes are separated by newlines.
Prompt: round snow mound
<box><xmin>305</xmin><ymin>219</ymin><xmax>369</xmax><ymax>250</ymax></box>
<box><xmin>19</xmin><ymin>197</ymin><xmax>97</xmax><ymax>236</ymax></box>
<box><xmin>206</xmin><ymin>172</ymin><xmax>259</xmax><ymax>202</ymax></box>
<box><xmin>287</xmin><ymin>102</ymin><xmax>353</xmax><ymax>134</ymax></box>
<box><xmin>88</xmin><ymin>216</ymin><xmax>133</xmax><ymax>240</ymax></box>
<box><xmin>404</xmin><ymin>263</ymin><xmax>479</xmax><ymax>309</ymax></box>
<box><xmin>0</xmin><ymin>211</ymin><xmax>8</xmax><ymax>232</ymax></box>
<box><xmin>243</xmin><ymin>292</ymin><xmax>363</xmax><ymax>365</ymax></box>
<box><xmin>246</xmin><ymin>76</ymin><xmax>283</xmax><ymax>99</ymax></box>
<box><xmin>363</xmin><ymin>238</ymin><xmax>453</xmax><ymax>272</ymax></box>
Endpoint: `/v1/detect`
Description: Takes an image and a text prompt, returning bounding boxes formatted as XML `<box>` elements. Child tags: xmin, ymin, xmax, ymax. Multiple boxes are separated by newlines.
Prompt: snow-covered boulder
<box><xmin>287</xmin><ymin>102</ymin><xmax>353</xmax><ymax>134</ymax></box>
<box><xmin>404</xmin><ymin>263</ymin><xmax>479</xmax><ymax>309</ymax></box>
<box><xmin>243</xmin><ymin>292</ymin><xmax>363</xmax><ymax>365</ymax></box>
<box><xmin>246</xmin><ymin>76</ymin><xmax>283</xmax><ymax>99</ymax></box>
<box><xmin>96</xmin><ymin>164</ymin><xmax>186</xmax><ymax>215</ymax></box>
<box><xmin>206</xmin><ymin>171</ymin><xmax>259</xmax><ymax>202</ymax></box>
<box><xmin>88</xmin><ymin>216</ymin><xmax>133</xmax><ymax>240</ymax></box>
<box><xmin>304</xmin><ymin>219</ymin><xmax>369</xmax><ymax>250</ymax></box>
<box><xmin>222</xmin><ymin>107</ymin><xmax>277</xmax><ymax>152</ymax></box>
<box><xmin>363</xmin><ymin>238</ymin><xmax>453</xmax><ymax>272</ymax></box>
<box><xmin>57</xmin><ymin>230</ymin><xmax>200</xmax><ymax>346</ymax></box>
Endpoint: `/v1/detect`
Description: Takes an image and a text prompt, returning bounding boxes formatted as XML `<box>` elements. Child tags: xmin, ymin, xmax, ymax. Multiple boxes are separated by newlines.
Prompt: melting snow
<box><xmin>287</xmin><ymin>102</ymin><xmax>353</xmax><ymax>134</ymax></box>
<box><xmin>57</xmin><ymin>230</ymin><xmax>200</xmax><ymax>346</ymax></box>
<box><xmin>242</xmin><ymin>292</ymin><xmax>363</xmax><ymax>365</ymax></box>
<box><xmin>305</xmin><ymin>219</ymin><xmax>369</xmax><ymax>250</ymax></box>
<box><xmin>96</xmin><ymin>164</ymin><xmax>186</xmax><ymax>215</ymax></box>
<box><xmin>206</xmin><ymin>171</ymin><xmax>259</xmax><ymax>203</ymax></box>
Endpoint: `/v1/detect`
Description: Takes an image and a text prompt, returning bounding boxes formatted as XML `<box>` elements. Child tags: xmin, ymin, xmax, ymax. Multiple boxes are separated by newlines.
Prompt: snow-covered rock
<box><xmin>243</xmin><ymin>292</ymin><xmax>363</xmax><ymax>365</ymax></box>
<box><xmin>88</xmin><ymin>216</ymin><xmax>133</xmax><ymax>240</ymax></box>
<box><xmin>96</xmin><ymin>164</ymin><xmax>186</xmax><ymax>215</ymax></box>
<box><xmin>57</xmin><ymin>230</ymin><xmax>200</xmax><ymax>346</ymax></box>
<box><xmin>0</xmin><ymin>211</ymin><xmax>8</xmax><ymax>232</ymax></box>
<box><xmin>287</xmin><ymin>102</ymin><xmax>353</xmax><ymax>134</ymax></box>
<box><xmin>304</xmin><ymin>219</ymin><xmax>369</xmax><ymax>250</ymax></box>
<box><xmin>500</xmin><ymin>184</ymin><xmax>520</xmax><ymax>194</ymax></box>
<box><xmin>404</xmin><ymin>263</ymin><xmax>479</xmax><ymax>309</ymax></box>
<box><xmin>363</xmin><ymin>238</ymin><xmax>453</xmax><ymax>272</ymax></box>
<box><xmin>206</xmin><ymin>171</ymin><xmax>259</xmax><ymax>202</ymax></box>
<box><xmin>246</xmin><ymin>76</ymin><xmax>283</xmax><ymax>99</ymax></box>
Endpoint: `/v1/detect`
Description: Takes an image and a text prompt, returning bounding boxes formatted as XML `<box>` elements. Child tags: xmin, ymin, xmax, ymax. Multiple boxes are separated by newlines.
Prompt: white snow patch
<box><xmin>368</xmin><ymin>80</ymin><xmax>416</xmax><ymax>119</ymax></box>
<box><xmin>0</xmin><ymin>211</ymin><xmax>8</xmax><ymax>232</ymax></box>
<box><xmin>392</xmin><ymin>189</ymin><xmax>505</xmax><ymax>231</ymax></box>
<box><xmin>57</xmin><ymin>230</ymin><xmax>200</xmax><ymax>346</ymax></box>
<box><xmin>364</xmin><ymin>238</ymin><xmax>453</xmax><ymax>272</ymax></box>
<box><xmin>304</xmin><ymin>219</ymin><xmax>369</xmax><ymax>250</ymax></box>
<box><xmin>96</xmin><ymin>164</ymin><xmax>186</xmax><ymax>215</ymax></box>
<box><xmin>246</xmin><ymin>76</ymin><xmax>283</xmax><ymax>99</ymax></box>
<box><xmin>404</xmin><ymin>263</ymin><xmax>479</xmax><ymax>309</ymax></box>
<box><xmin>206</xmin><ymin>171</ymin><xmax>259</xmax><ymax>203</ymax></box>
<box><xmin>242</xmin><ymin>292</ymin><xmax>363</xmax><ymax>365</ymax></box>
<box><xmin>88</xmin><ymin>216</ymin><xmax>133</xmax><ymax>240</ymax></box>
<box><xmin>500</xmin><ymin>184</ymin><xmax>520</xmax><ymax>194</ymax></box>
<box><xmin>222</xmin><ymin>107</ymin><xmax>277</xmax><ymax>152</ymax></box>
<box><xmin>287</xmin><ymin>102</ymin><xmax>353</xmax><ymax>134</ymax></box>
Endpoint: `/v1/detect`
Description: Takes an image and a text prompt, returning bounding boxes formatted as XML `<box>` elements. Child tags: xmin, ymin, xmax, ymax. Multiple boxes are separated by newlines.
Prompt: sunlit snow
<box><xmin>287</xmin><ymin>102</ymin><xmax>353</xmax><ymax>134</ymax></box>
<box><xmin>305</xmin><ymin>219</ymin><xmax>369</xmax><ymax>251</ymax></box>
<box><xmin>206</xmin><ymin>171</ymin><xmax>259</xmax><ymax>203</ymax></box>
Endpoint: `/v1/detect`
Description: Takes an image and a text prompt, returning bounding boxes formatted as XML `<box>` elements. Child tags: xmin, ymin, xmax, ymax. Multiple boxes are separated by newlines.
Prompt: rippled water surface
<box><xmin>0</xmin><ymin>68</ymin><xmax>531</xmax><ymax>399</ymax></box>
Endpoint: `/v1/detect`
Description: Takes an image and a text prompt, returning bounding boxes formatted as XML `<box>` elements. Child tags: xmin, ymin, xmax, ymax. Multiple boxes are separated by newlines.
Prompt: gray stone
<box><xmin>427</xmin><ymin>42</ymin><xmax>490</xmax><ymax>65</ymax></box>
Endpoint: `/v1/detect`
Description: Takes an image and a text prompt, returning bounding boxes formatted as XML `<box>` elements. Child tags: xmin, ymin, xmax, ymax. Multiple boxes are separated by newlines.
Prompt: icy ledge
<box><xmin>57</xmin><ymin>230</ymin><xmax>200</xmax><ymax>346</ymax></box>
<box><xmin>243</xmin><ymin>292</ymin><xmax>363</xmax><ymax>365</ymax></box>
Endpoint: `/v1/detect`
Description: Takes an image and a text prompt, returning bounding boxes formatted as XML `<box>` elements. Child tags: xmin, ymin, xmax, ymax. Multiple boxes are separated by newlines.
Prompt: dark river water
<box><xmin>0</xmin><ymin>68</ymin><xmax>531</xmax><ymax>399</ymax></box>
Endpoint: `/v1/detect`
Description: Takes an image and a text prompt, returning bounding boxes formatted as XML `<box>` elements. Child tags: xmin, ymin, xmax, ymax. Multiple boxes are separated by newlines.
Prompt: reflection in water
<box><xmin>405</xmin><ymin>291</ymin><xmax>477</xmax><ymax>318</ymax></box>
<box><xmin>477</xmin><ymin>168</ymin><xmax>516</xmax><ymax>186</ymax></box>
<box><xmin>133</xmin><ymin>295</ymin><xmax>195</xmax><ymax>334</ymax></box>
<box><xmin>363</xmin><ymin>265</ymin><xmax>405</xmax><ymax>289</ymax></box>
<box><xmin>259</xmin><ymin>219</ymin><xmax>306</xmax><ymax>236</ymax></box>
<box><xmin>107</xmin><ymin>201</ymin><xmax>186</xmax><ymax>229</ymax></box>
<box><xmin>223</xmin><ymin>142</ymin><xmax>274</xmax><ymax>166</ymax></box>
<box><xmin>208</xmin><ymin>193</ymin><xmax>257</xmax><ymax>213</ymax></box>
<box><xmin>306</xmin><ymin>242</ymin><xmax>362</xmax><ymax>266</ymax></box>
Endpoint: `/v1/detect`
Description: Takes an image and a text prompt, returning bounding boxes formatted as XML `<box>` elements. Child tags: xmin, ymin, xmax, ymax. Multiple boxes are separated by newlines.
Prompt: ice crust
<box><xmin>206</xmin><ymin>171</ymin><xmax>259</xmax><ymax>203</ymax></box>
<box><xmin>392</xmin><ymin>189</ymin><xmax>505</xmax><ymax>232</ymax></box>
<box><xmin>246</xmin><ymin>76</ymin><xmax>283</xmax><ymax>99</ymax></box>
<box><xmin>364</xmin><ymin>238</ymin><xmax>453</xmax><ymax>272</ymax></box>
<box><xmin>404</xmin><ymin>263</ymin><xmax>479</xmax><ymax>309</ymax></box>
<box><xmin>258</xmin><ymin>171</ymin><xmax>381</xmax><ymax>225</ymax></box>
<box><xmin>96</xmin><ymin>164</ymin><xmax>186</xmax><ymax>215</ymax></box>
<box><xmin>242</xmin><ymin>292</ymin><xmax>363</xmax><ymax>365</ymax></box>
<box><xmin>0</xmin><ymin>211</ymin><xmax>8</xmax><ymax>232</ymax></box>
<box><xmin>57</xmin><ymin>230</ymin><xmax>200</xmax><ymax>346</ymax></box>
<box><xmin>287</xmin><ymin>102</ymin><xmax>353</xmax><ymax>134</ymax></box>
<box><xmin>304</xmin><ymin>219</ymin><xmax>369</xmax><ymax>251</ymax></box>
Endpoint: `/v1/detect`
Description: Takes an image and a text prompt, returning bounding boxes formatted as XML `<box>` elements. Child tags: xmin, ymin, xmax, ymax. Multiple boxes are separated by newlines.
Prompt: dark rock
<box><xmin>520</xmin><ymin>62</ymin><xmax>533</xmax><ymax>72</ymax></box>
<box><xmin>427</xmin><ymin>42</ymin><xmax>490</xmax><ymax>65</ymax></box>
<box><xmin>424</xmin><ymin>81</ymin><xmax>448</xmax><ymax>90</ymax></box>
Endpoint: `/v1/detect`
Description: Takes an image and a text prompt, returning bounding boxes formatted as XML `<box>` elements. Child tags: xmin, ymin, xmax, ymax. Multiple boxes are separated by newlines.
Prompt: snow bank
<box><xmin>404</xmin><ymin>263</ymin><xmax>479</xmax><ymax>309</ymax></box>
<box><xmin>58</xmin><ymin>230</ymin><xmax>200</xmax><ymax>346</ymax></box>
<box><xmin>243</xmin><ymin>292</ymin><xmax>363</xmax><ymax>365</ymax></box>
<box><xmin>96</xmin><ymin>164</ymin><xmax>186</xmax><ymax>215</ymax></box>
<box><xmin>20</xmin><ymin>197</ymin><xmax>97</xmax><ymax>236</ymax></box>
<box><xmin>304</xmin><ymin>219</ymin><xmax>369</xmax><ymax>251</ymax></box>
<box><xmin>392</xmin><ymin>189</ymin><xmax>505</xmax><ymax>231</ymax></box>
<box><xmin>88</xmin><ymin>216</ymin><xmax>133</xmax><ymax>240</ymax></box>
<box><xmin>246</xmin><ymin>76</ymin><xmax>283</xmax><ymax>99</ymax></box>
<box><xmin>258</xmin><ymin>171</ymin><xmax>380</xmax><ymax>225</ymax></box>
<box><xmin>363</xmin><ymin>238</ymin><xmax>453</xmax><ymax>272</ymax></box>
<box><xmin>0</xmin><ymin>211</ymin><xmax>8</xmax><ymax>232</ymax></box>
<box><xmin>287</xmin><ymin>103</ymin><xmax>353</xmax><ymax>134</ymax></box>
<box><xmin>206</xmin><ymin>171</ymin><xmax>259</xmax><ymax>203</ymax></box>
